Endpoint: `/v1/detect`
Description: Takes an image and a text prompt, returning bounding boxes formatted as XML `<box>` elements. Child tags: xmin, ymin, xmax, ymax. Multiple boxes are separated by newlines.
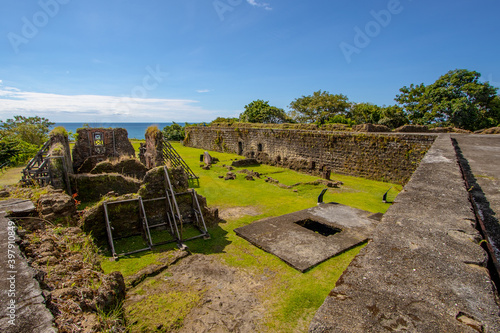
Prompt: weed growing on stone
<box><xmin>96</xmin><ymin>301</ymin><xmax>126</xmax><ymax>333</ymax></box>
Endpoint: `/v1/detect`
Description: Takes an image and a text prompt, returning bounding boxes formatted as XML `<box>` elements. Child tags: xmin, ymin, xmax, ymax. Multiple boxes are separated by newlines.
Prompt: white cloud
<box><xmin>246</xmin><ymin>0</ymin><xmax>272</xmax><ymax>10</ymax></box>
<box><xmin>0</xmin><ymin>85</ymin><xmax>218</xmax><ymax>122</ymax></box>
<box><xmin>196</xmin><ymin>89</ymin><xmax>210</xmax><ymax>93</ymax></box>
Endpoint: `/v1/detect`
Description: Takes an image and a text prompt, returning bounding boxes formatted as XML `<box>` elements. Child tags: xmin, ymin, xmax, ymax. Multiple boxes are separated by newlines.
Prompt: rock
<box><xmin>52</xmin><ymin>287</ymin><xmax>79</xmax><ymax>300</ymax></box>
<box><xmin>0</xmin><ymin>198</ymin><xmax>36</xmax><ymax>216</ymax></box>
<box><xmin>81</xmin><ymin>313</ymin><xmax>101</xmax><ymax>332</ymax></box>
<box><xmin>226</xmin><ymin>166</ymin><xmax>234</xmax><ymax>171</ymax></box>
<box><xmin>238</xmin><ymin>169</ymin><xmax>261</xmax><ymax>178</ymax></box>
<box><xmin>202</xmin><ymin>164</ymin><xmax>211</xmax><ymax>170</ymax></box>
<box><xmin>204</xmin><ymin>206</ymin><xmax>220</xmax><ymax>227</ymax></box>
<box><xmin>37</xmin><ymin>191</ymin><xmax>76</xmax><ymax>222</ymax></box>
<box><xmin>265</xmin><ymin>177</ymin><xmax>279</xmax><ymax>184</ymax></box>
<box><xmin>93</xmin><ymin>271</ymin><xmax>126</xmax><ymax>313</ymax></box>
<box><xmin>231</xmin><ymin>158</ymin><xmax>260</xmax><ymax>167</ymax></box>
<box><xmin>203</xmin><ymin>151</ymin><xmax>213</xmax><ymax>165</ymax></box>
<box><xmin>218</xmin><ymin>175</ymin><xmax>224</xmax><ymax>179</ymax></box>
<box><xmin>14</xmin><ymin>217</ymin><xmax>46</xmax><ymax>232</ymax></box>
<box><xmin>0</xmin><ymin>189</ymin><xmax>10</xmax><ymax>198</ymax></box>
<box><xmin>224</xmin><ymin>172</ymin><xmax>236</xmax><ymax>180</ymax></box>
<box><xmin>245</xmin><ymin>175</ymin><xmax>255</xmax><ymax>181</ymax></box>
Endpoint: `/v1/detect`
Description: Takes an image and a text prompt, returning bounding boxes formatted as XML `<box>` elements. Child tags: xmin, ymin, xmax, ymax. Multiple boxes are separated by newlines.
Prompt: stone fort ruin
<box><xmin>184</xmin><ymin>124</ymin><xmax>500</xmax><ymax>332</ymax></box>
<box><xmin>21</xmin><ymin>126</ymin><xmax>216</xmax><ymax>256</ymax></box>
<box><xmin>7</xmin><ymin>123</ymin><xmax>500</xmax><ymax>332</ymax></box>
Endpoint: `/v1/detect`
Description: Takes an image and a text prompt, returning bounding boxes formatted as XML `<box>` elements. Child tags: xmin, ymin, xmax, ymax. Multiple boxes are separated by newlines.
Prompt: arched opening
<box><xmin>238</xmin><ymin>142</ymin><xmax>243</xmax><ymax>155</ymax></box>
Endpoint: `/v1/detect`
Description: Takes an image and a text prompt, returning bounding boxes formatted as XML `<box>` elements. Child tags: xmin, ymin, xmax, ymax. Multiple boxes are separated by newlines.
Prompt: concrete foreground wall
<box><xmin>0</xmin><ymin>204</ymin><xmax>56</xmax><ymax>333</ymax></box>
<box><xmin>185</xmin><ymin>126</ymin><xmax>436</xmax><ymax>184</ymax></box>
<box><xmin>309</xmin><ymin>134</ymin><xmax>500</xmax><ymax>332</ymax></box>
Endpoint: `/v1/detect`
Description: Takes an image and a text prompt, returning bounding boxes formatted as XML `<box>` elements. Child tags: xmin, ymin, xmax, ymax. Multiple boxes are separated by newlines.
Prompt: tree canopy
<box><xmin>0</xmin><ymin>115</ymin><xmax>54</xmax><ymax>166</ymax></box>
<box><xmin>288</xmin><ymin>90</ymin><xmax>351</xmax><ymax>124</ymax></box>
<box><xmin>210</xmin><ymin>117</ymin><xmax>238</xmax><ymax>125</ymax></box>
<box><xmin>396</xmin><ymin>69</ymin><xmax>500</xmax><ymax>131</ymax></box>
<box><xmin>239</xmin><ymin>100</ymin><xmax>290</xmax><ymax>123</ymax></box>
<box><xmin>0</xmin><ymin>115</ymin><xmax>54</xmax><ymax>146</ymax></box>
<box><xmin>162</xmin><ymin>122</ymin><xmax>185</xmax><ymax>141</ymax></box>
<box><xmin>208</xmin><ymin>69</ymin><xmax>499</xmax><ymax>131</ymax></box>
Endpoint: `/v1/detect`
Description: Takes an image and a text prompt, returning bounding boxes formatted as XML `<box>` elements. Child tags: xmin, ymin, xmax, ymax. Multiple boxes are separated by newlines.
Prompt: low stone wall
<box><xmin>185</xmin><ymin>126</ymin><xmax>436</xmax><ymax>184</ymax></box>
<box><xmin>70</xmin><ymin>174</ymin><xmax>142</xmax><ymax>202</ymax></box>
<box><xmin>309</xmin><ymin>134</ymin><xmax>500</xmax><ymax>332</ymax></box>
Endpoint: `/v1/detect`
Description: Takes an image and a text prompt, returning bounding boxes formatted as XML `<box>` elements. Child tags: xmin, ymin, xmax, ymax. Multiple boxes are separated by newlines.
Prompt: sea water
<box><xmin>53</xmin><ymin>122</ymin><xmax>178</xmax><ymax>140</ymax></box>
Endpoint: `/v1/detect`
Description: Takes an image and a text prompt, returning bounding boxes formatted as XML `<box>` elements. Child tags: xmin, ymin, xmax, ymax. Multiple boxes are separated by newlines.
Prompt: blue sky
<box><xmin>0</xmin><ymin>0</ymin><xmax>499</xmax><ymax>122</ymax></box>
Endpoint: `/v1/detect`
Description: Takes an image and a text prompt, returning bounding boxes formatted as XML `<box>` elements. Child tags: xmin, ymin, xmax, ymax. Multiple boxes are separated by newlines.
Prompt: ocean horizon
<box><xmin>52</xmin><ymin>122</ymin><xmax>191</xmax><ymax>140</ymax></box>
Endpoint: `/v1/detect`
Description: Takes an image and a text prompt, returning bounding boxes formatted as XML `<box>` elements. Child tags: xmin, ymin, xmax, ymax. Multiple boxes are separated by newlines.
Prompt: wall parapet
<box><xmin>185</xmin><ymin>126</ymin><xmax>436</xmax><ymax>184</ymax></box>
<box><xmin>309</xmin><ymin>135</ymin><xmax>500</xmax><ymax>332</ymax></box>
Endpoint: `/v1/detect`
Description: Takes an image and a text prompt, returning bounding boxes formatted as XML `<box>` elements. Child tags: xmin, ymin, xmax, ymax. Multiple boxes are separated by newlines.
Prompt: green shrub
<box><xmin>162</xmin><ymin>122</ymin><xmax>185</xmax><ymax>141</ymax></box>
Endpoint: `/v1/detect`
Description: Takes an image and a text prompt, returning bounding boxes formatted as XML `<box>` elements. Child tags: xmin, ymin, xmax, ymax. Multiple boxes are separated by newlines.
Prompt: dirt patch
<box><xmin>218</xmin><ymin>206</ymin><xmax>261</xmax><ymax>220</ymax></box>
<box><xmin>125</xmin><ymin>254</ymin><xmax>266</xmax><ymax>332</ymax></box>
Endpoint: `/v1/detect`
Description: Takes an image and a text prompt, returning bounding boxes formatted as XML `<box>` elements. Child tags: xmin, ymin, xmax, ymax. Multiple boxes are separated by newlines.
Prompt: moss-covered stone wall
<box><xmin>185</xmin><ymin>126</ymin><xmax>437</xmax><ymax>184</ymax></box>
<box><xmin>72</xmin><ymin>128</ymin><xmax>135</xmax><ymax>173</ymax></box>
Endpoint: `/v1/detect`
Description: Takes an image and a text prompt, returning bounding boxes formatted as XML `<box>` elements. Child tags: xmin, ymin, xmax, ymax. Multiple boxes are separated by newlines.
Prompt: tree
<box><xmin>210</xmin><ymin>117</ymin><xmax>239</xmax><ymax>125</ymax></box>
<box><xmin>0</xmin><ymin>141</ymin><xmax>19</xmax><ymax>165</ymax></box>
<box><xmin>396</xmin><ymin>69</ymin><xmax>500</xmax><ymax>130</ymax></box>
<box><xmin>378</xmin><ymin>105</ymin><xmax>409</xmax><ymax>129</ymax></box>
<box><xmin>349</xmin><ymin>103</ymin><xmax>382</xmax><ymax>124</ymax></box>
<box><xmin>162</xmin><ymin>122</ymin><xmax>185</xmax><ymax>141</ymax></box>
<box><xmin>0</xmin><ymin>115</ymin><xmax>54</xmax><ymax>146</ymax></box>
<box><xmin>239</xmin><ymin>100</ymin><xmax>290</xmax><ymax>123</ymax></box>
<box><xmin>288</xmin><ymin>90</ymin><xmax>351</xmax><ymax>124</ymax></box>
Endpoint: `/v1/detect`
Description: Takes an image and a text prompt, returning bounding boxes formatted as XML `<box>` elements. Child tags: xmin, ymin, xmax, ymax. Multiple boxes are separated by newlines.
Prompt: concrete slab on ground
<box><xmin>0</xmin><ymin>199</ymin><xmax>35</xmax><ymax>215</ymax></box>
<box><xmin>235</xmin><ymin>203</ymin><xmax>379</xmax><ymax>272</ymax></box>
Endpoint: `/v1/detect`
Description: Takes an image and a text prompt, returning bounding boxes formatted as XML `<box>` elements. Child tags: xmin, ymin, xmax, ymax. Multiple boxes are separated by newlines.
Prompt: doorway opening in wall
<box><xmin>238</xmin><ymin>142</ymin><xmax>243</xmax><ymax>155</ymax></box>
<box><xmin>257</xmin><ymin>143</ymin><xmax>263</xmax><ymax>152</ymax></box>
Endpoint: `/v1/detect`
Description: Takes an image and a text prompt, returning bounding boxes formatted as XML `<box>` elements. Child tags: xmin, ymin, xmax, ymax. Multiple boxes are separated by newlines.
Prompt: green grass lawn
<box><xmin>0</xmin><ymin>166</ymin><xmax>24</xmax><ymax>187</ymax></box>
<box><xmin>129</xmin><ymin>139</ymin><xmax>143</xmax><ymax>154</ymax></box>
<box><xmin>102</xmin><ymin>142</ymin><xmax>401</xmax><ymax>332</ymax></box>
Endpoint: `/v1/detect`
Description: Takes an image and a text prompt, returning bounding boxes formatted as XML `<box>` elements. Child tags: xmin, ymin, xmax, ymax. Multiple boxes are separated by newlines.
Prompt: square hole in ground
<box><xmin>295</xmin><ymin>219</ymin><xmax>342</xmax><ymax>237</ymax></box>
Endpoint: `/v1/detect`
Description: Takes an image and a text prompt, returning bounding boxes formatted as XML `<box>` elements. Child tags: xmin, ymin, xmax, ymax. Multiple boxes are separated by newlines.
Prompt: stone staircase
<box><xmin>162</xmin><ymin>139</ymin><xmax>198</xmax><ymax>180</ymax></box>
